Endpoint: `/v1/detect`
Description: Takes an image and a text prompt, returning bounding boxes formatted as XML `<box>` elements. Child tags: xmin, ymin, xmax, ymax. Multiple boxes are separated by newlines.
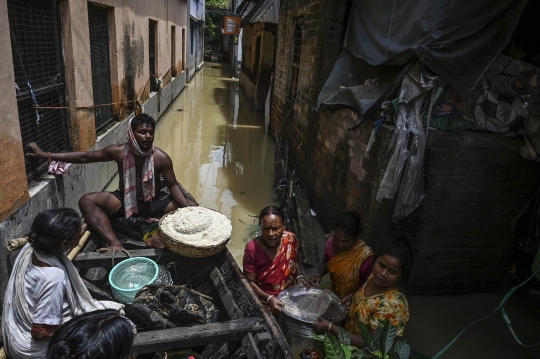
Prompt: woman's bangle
<box><xmin>312</xmin><ymin>273</ymin><xmax>321</xmax><ymax>278</ymax></box>
<box><xmin>266</xmin><ymin>295</ymin><xmax>275</xmax><ymax>303</ymax></box>
<box><xmin>295</xmin><ymin>274</ymin><xmax>305</xmax><ymax>283</ymax></box>
<box><xmin>327</xmin><ymin>323</ymin><xmax>332</xmax><ymax>332</ymax></box>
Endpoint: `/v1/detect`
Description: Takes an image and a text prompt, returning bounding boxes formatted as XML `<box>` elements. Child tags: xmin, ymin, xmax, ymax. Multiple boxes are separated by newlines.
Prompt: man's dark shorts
<box><xmin>109</xmin><ymin>190</ymin><xmax>173</xmax><ymax>218</ymax></box>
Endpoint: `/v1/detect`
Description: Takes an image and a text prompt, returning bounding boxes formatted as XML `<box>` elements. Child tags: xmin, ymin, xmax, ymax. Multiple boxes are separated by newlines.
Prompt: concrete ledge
<box><xmin>0</xmin><ymin>74</ymin><xmax>187</xmax><ymax>301</ymax></box>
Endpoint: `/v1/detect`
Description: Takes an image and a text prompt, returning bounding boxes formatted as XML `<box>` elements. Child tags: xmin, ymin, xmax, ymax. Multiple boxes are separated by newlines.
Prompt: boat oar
<box><xmin>67</xmin><ymin>228</ymin><xmax>92</xmax><ymax>261</ymax></box>
<box><xmin>6</xmin><ymin>223</ymin><xmax>88</xmax><ymax>252</ymax></box>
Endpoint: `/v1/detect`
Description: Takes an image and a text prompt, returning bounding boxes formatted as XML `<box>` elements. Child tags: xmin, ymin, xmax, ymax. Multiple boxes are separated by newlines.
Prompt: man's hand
<box><xmin>96</xmin><ymin>242</ymin><xmax>125</xmax><ymax>253</ymax></box>
<box><xmin>26</xmin><ymin>142</ymin><xmax>46</xmax><ymax>159</ymax></box>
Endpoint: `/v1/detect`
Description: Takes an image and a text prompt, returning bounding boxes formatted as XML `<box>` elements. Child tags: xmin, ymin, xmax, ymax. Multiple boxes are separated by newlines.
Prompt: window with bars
<box><xmin>149</xmin><ymin>20</ymin><xmax>158</xmax><ymax>92</ymax></box>
<box><xmin>88</xmin><ymin>4</ymin><xmax>114</xmax><ymax>132</ymax></box>
<box><xmin>287</xmin><ymin>17</ymin><xmax>303</xmax><ymax>105</ymax></box>
<box><xmin>7</xmin><ymin>0</ymin><xmax>71</xmax><ymax>183</ymax></box>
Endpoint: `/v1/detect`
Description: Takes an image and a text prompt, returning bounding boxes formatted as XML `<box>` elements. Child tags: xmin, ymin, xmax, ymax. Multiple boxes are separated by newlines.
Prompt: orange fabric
<box><xmin>256</xmin><ymin>231</ymin><xmax>300</xmax><ymax>296</ymax></box>
<box><xmin>326</xmin><ymin>240</ymin><xmax>373</xmax><ymax>298</ymax></box>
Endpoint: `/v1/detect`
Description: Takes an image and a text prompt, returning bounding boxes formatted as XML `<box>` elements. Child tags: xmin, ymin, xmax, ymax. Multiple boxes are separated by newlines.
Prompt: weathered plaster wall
<box><xmin>187</xmin><ymin>20</ymin><xmax>204</xmax><ymax>82</ymax></box>
<box><xmin>270</xmin><ymin>0</ymin><xmax>540</xmax><ymax>293</ymax></box>
<box><xmin>60</xmin><ymin>0</ymin><xmax>96</xmax><ymax>151</ymax></box>
<box><xmin>239</xmin><ymin>22</ymin><xmax>276</xmax><ymax>111</ymax></box>
<box><xmin>0</xmin><ymin>0</ymin><xmax>29</xmax><ymax>222</ymax></box>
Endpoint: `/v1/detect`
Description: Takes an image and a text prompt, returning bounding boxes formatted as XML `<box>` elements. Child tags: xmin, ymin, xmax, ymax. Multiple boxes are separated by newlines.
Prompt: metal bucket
<box><xmin>277</xmin><ymin>285</ymin><xmax>348</xmax><ymax>359</ymax></box>
<box><xmin>282</xmin><ymin>314</ymin><xmax>325</xmax><ymax>359</ymax></box>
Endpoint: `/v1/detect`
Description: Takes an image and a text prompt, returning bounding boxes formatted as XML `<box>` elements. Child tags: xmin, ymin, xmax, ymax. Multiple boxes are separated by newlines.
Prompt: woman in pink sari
<box><xmin>243</xmin><ymin>206</ymin><xmax>309</xmax><ymax>314</ymax></box>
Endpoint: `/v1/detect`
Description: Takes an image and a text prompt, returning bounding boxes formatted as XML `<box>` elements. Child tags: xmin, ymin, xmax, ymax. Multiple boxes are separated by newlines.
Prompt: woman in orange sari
<box><xmin>309</xmin><ymin>212</ymin><xmax>374</xmax><ymax>298</ymax></box>
<box><xmin>243</xmin><ymin>206</ymin><xmax>309</xmax><ymax>314</ymax></box>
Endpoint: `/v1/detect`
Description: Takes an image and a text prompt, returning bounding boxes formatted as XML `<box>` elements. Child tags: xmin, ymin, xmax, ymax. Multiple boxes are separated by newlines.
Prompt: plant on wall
<box><xmin>310</xmin><ymin>320</ymin><xmax>411</xmax><ymax>359</ymax></box>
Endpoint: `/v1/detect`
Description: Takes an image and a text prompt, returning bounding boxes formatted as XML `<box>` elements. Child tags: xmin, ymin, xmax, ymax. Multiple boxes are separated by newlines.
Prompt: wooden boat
<box><xmin>71</xmin><ymin>220</ymin><xmax>294</xmax><ymax>359</ymax></box>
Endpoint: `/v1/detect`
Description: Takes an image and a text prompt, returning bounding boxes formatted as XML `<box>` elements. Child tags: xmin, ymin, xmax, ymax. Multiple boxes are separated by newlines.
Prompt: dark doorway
<box><xmin>149</xmin><ymin>19</ymin><xmax>158</xmax><ymax>92</ymax></box>
<box><xmin>7</xmin><ymin>0</ymin><xmax>71</xmax><ymax>183</ymax></box>
<box><xmin>171</xmin><ymin>25</ymin><xmax>176</xmax><ymax>77</ymax></box>
<box><xmin>88</xmin><ymin>4</ymin><xmax>113</xmax><ymax>132</ymax></box>
<box><xmin>182</xmin><ymin>28</ymin><xmax>186</xmax><ymax>71</ymax></box>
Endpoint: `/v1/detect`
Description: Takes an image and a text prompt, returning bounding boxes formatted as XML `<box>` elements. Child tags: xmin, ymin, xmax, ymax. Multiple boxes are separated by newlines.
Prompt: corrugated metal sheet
<box><xmin>241</xmin><ymin>0</ymin><xmax>278</xmax><ymax>24</ymax></box>
<box><xmin>251</xmin><ymin>0</ymin><xmax>278</xmax><ymax>23</ymax></box>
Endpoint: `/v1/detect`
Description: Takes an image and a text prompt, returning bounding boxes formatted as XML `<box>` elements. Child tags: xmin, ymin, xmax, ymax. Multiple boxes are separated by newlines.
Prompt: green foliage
<box><xmin>204</xmin><ymin>14</ymin><xmax>221</xmax><ymax>52</ymax></box>
<box><xmin>324</xmin><ymin>333</ymin><xmax>348</xmax><ymax>359</ymax></box>
<box><xmin>312</xmin><ymin>320</ymin><xmax>411</xmax><ymax>359</ymax></box>
<box><xmin>338</xmin><ymin>326</ymin><xmax>352</xmax><ymax>346</ymax></box>
<box><xmin>206</xmin><ymin>0</ymin><xmax>228</xmax><ymax>9</ymax></box>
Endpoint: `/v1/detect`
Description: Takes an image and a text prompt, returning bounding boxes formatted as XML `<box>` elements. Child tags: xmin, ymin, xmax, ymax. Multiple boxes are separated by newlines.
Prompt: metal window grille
<box><xmin>88</xmin><ymin>4</ymin><xmax>114</xmax><ymax>133</ymax></box>
<box><xmin>149</xmin><ymin>20</ymin><xmax>157</xmax><ymax>92</ymax></box>
<box><xmin>7</xmin><ymin>0</ymin><xmax>71</xmax><ymax>183</ymax></box>
<box><xmin>287</xmin><ymin>17</ymin><xmax>303</xmax><ymax>104</ymax></box>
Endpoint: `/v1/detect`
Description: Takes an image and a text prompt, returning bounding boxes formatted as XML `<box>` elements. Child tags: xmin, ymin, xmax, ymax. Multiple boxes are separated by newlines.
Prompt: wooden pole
<box><xmin>67</xmin><ymin>229</ymin><xmax>91</xmax><ymax>261</ymax></box>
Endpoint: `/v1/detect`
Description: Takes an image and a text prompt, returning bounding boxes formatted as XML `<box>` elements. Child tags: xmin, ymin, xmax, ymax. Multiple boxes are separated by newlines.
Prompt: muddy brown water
<box><xmin>106</xmin><ymin>63</ymin><xmax>275</xmax><ymax>265</ymax></box>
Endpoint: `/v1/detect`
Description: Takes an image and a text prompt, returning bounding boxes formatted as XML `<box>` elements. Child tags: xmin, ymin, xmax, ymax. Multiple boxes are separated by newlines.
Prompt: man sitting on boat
<box><xmin>26</xmin><ymin>113</ymin><xmax>198</xmax><ymax>251</ymax></box>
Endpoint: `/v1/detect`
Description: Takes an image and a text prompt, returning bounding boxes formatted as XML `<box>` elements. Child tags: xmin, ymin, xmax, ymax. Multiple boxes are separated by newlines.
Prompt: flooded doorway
<box><xmin>107</xmin><ymin>63</ymin><xmax>275</xmax><ymax>265</ymax></box>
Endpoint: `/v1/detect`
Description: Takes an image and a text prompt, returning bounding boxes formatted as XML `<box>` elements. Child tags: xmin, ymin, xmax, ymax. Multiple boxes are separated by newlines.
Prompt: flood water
<box><xmin>106</xmin><ymin>63</ymin><xmax>276</xmax><ymax>265</ymax></box>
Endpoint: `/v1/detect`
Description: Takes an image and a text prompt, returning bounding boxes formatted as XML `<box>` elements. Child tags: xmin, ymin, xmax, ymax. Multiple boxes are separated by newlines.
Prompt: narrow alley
<box><xmin>2</xmin><ymin>0</ymin><xmax>540</xmax><ymax>358</ymax></box>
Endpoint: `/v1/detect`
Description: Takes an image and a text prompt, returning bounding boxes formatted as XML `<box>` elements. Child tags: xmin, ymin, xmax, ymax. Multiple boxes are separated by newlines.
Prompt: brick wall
<box><xmin>271</xmin><ymin>0</ymin><xmax>540</xmax><ymax>293</ymax></box>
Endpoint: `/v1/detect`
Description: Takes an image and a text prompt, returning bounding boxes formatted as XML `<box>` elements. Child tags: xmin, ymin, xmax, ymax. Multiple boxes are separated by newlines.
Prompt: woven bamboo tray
<box><xmin>158</xmin><ymin>209</ymin><xmax>231</xmax><ymax>258</ymax></box>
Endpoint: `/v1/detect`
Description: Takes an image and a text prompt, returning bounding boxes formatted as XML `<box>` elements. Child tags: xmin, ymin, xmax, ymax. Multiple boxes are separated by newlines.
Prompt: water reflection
<box><xmin>106</xmin><ymin>64</ymin><xmax>275</xmax><ymax>265</ymax></box>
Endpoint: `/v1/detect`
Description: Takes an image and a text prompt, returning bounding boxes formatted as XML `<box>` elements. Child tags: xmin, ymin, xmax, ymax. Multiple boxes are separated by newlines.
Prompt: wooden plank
<box><xmin>242</xmin><ymin>333</ymin><xmax>264</xmax><ymax>359</ymax></box>
<box><xmin>254</xmin><ymin>332</ymin><xmax>272</xmax><ymax>353</ymax></box>
<box><xmin>210</xmin><ymin>267</ymin><xmax>244</xmax><ymax>319</ymax></box>
<box><xmin>294</xmin><ymin>186</ymin><xmax>319</xmax><ymax>266</ymax></box>
<box><xmin>223</xmin><ymin>251</ymin><xmax>295</xmax><ymax>359</ymax></box>
<box><xmin>131</xmin><ymin>317</ymin><xmax>265</xmax><ymax>354</ymax></box>
<box><xmin>72</xmin><ymin>248</ymin><xmax>181</xmax><ymax>268</ymax></box>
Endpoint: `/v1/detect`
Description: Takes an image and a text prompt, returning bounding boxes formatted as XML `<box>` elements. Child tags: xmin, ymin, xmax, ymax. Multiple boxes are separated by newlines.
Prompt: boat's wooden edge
<box><xmin>223</xmin><ymin>251</ymin><xmax>294</xmax><ymax>359</ymax></box>
<box><xmin>131</xmin><ymin>317</ymin><xmax>265</xmax><ymax>354</ymax></box>
<box><xmin>72</xmin><ymin>248</ymin><xmax>180</xmax><ymax>268</ymax></box>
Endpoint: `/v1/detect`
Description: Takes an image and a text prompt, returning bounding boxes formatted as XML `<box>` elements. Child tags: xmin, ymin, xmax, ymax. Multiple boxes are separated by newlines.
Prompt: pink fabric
<box><xmin>48</xmin><ymin>161</ymin><xmax>70</xmax><ymax>175</ymax></box>
<box><xmin>242</xmin><ymin>231</ymin><xmax>300</xmax><ymax>296</ymax></box>
<box><xmin>123</xmin><ymin>118</ymin><xmax>155</xmax><ymax>218</ymax></box>
<box><xmin>323</xmin><ymin>237</ymin><xmax>374</xmax><ymax>286</ymax></box>
<box><xmin>243</xmin><ymin>240</ymin><xmax>273</xmax><ymax>275</ymax></box>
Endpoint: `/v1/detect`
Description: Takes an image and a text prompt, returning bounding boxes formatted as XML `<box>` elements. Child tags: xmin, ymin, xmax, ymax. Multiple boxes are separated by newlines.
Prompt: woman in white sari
<box><xmin>2</xmin><ymin>208</ymin><xmax>123</xmax><ymax>359</ymax></box>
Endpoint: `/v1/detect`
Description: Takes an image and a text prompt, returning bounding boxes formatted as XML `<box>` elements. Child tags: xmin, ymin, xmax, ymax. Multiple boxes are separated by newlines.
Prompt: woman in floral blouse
<box><xmin>313</xmin><ymin>235</ymin><xmax>415</xmax><ymax>348</ymax></box>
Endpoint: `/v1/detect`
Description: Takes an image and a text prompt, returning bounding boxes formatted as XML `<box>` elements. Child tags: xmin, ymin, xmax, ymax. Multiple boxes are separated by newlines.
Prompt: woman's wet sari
<box><xmin>326</xmin><ymin>240</ymin><xmax>373</xmax><ymax>298</ymax></box>
<box><xmin>255</xmin><ymin>231</ymin><xmax>300</xmax><ymax>297</ymax></box>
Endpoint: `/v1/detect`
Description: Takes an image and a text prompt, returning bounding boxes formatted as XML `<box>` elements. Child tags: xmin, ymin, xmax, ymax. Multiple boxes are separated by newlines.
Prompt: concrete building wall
<box><xmin>0</xmin><ymin>0</ymin><xmax>30</xmax><ymax>222</ymax></box>
<box><xmin>270</xmin><ymin>0</ymin><xmax>540</xmax><ymax>293</ymax></box>
<box><xmin>0</xmin><ymin>0</ymin><xmax>189</xmax><ymax>300</ymax></box>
